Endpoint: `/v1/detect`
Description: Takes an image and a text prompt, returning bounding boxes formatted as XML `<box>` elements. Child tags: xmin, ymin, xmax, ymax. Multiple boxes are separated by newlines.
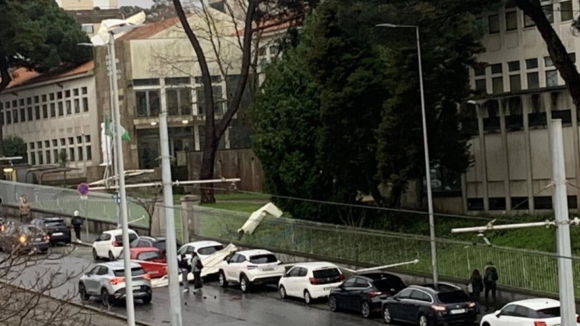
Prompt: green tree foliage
<box><xmin>2</xmin><ymin>135</ymin><xmax>27</xmax><ymax>161</ymax></box>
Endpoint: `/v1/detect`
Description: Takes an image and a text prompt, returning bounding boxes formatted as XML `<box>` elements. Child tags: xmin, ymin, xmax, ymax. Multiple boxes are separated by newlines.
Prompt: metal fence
<box><xmin>192</xmin><ymin>205</ymin><xmax>580</xmax><ymax>297</ymax></box>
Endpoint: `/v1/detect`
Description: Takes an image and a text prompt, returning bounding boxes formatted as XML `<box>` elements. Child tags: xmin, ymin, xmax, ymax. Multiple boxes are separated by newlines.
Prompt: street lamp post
<box><xmin>376</xmin><ymin>23</ymin><xmax>438</xmax><ymax>285</ymax></box>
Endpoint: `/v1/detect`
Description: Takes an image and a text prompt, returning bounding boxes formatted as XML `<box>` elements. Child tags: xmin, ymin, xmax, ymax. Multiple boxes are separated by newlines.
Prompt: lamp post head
<box><xmin>467</xmin><ymin>100</ymin><xmax>477</xmax><ymax>105</ymax></box>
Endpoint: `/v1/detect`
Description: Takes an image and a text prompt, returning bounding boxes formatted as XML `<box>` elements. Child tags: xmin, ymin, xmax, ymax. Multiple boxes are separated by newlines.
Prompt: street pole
<box><xmin>109</xmin><ymin>30</ymin><xmax>136</xmax><ymax>326</ymax></box>
<box><xmin>550</xmin><ymin>119</ymin><xmax>576</xmax><ymax>326</ymax></box>
<box><xmin>106</xmin><ymin>45</ymin><xmax>121</xmax><ymax>227</ymax></box>
<box><xmin>376</xmin><ymin>23</ymin><xmax>437</xmax><ymax>285</ymax></box>
<box><xmin>159</xmin><ymin>111</ymin><xmax>182</xmax><ymax>326</ymax></box>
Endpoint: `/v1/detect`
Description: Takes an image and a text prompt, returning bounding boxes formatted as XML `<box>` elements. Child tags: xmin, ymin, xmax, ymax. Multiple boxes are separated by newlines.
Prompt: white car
<box><xmin>218</xmin><ymin>249</ymin><xmax>285</xmax><ymax>293</ymax></box>
<box><xmin>278</xmin><ymin>262</ymin><xmax>344</xmax><ymax>304</ymax></box>
<box><xmin>177</xmin><ymin>240</ymin><xmax>225</xmax><ymax>261</ymax></box>
<box><xmin>480</xmin><ymin>298</ymin><xmax>580</xmax><ymax>326</ymax></box>
<box><xmin>92</xmin><ymin>229</ymin><xmax>139</xmax><ymax>261</ymax></box>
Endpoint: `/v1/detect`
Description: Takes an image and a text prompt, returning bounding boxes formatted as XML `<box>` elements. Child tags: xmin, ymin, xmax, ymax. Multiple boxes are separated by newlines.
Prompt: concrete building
<box><xmin>56</xmin><ymin>0</ymin><xmax>118</xmax><ymax>10</ymax></box>
<box><xmin>446</xmin><ymin>0</ymin><xmax>580</xmax><ymax>214</ymax></box>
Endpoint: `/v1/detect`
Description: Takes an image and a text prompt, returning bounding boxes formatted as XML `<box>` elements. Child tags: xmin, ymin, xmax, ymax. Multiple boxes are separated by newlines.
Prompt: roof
<box><xmin>182</xmin><ymin>240</ymin><xmax>222</xmax><ymax>248</ymax></box>
<box><xmin>510</xmin><ymin>298</ymin><xmax>560</xmax><ymax>310</ymax></box>
<box><xmin>100</xmin><ymin>261</ymin><xmax>141</xmax><ymax>269</ymax></box>
<box><xmin>292</xmin><ymin>262</ymin><xmax>339</xmax><ymax>270</ymax></box>
<box><xmin>237</xmin><ymin>249</ymin><xmax>274</xmax><ymax>256</ymax></box>
<box><xmin>118</xmin><ymin>15</ymin><xmax>191</xmax><ymax>41</ymax></box>
<box><xmin>4</xmin><ymin>61</ymin><xmax>94</xmax><ymax>91</ymax></box>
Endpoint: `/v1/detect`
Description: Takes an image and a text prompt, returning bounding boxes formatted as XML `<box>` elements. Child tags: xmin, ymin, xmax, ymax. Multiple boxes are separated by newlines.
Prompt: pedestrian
<box><xmin>483</xmin><ymin>261</ymin><xmax>499</xmax><ymax>310</ymax></box>
<box><xmin>71</xmin><ymin>210</ymin><xmax>83</xmax><ymax>243</ymax></box>
<box><xmin>178</xmin><ymin>254</ymin><xmax>191</xmax><ymax>293</ymax></box>
<box><xmin>466</xmin><ymin>269</ymin><xmax>484</xmax><ymax>314</ymax></box>
<box><xmin>19</xmin><ymin>196</ymin><xmax>30</xmax><ymax>223</ymax></box>
<box><xmin>191</xmin><ymin>252</ymin><xmax>203</xmax><ymax>293</ymax></box>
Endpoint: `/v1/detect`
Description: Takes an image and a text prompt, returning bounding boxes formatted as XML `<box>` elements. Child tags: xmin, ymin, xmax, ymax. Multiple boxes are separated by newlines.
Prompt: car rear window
<box><xmin>313</xmin><ymin>268</ymin><xmax>341</xmax><ymax>279</ymax></box>
<box><xmin>536</xmin><ymin>307</ymin><xmax>561</xmax><ymax>318</ymax></box>
<box><xmin>113</xmin><ymin>267</ymin><xmax>145</xmax><ymax>277</ymax></box>
<box><xmin>437</xmin><ymin>290</ymin><xmax>471</xmax><ymax>304</ymax></box>
<box><xmin>115</xmin><ymin>233</ymin><xmax>138</xmax><ymax>243</ymax></box>
<box><xmin>198</xmin><ymin>245</ymin><xmax>224</xmax><ymax>255</ymax></box>
<box><xmin>249</xmin><ymin>254</ymin><xmax>277</xmax><ymax>264</ymax></box>
<box><xmin>138</xmin><ymin>252</ymin><xmax>161</xmax><ymax>261</ymax></box>
<box><xmin>46</xmin><ymin>221</ymin><xmax>66</xmax><ymax>227</ymax></box>
<box><xmin>373</xmin><ymin>278</ymin><xmax>407</xmax><ymax>292</ymax></box>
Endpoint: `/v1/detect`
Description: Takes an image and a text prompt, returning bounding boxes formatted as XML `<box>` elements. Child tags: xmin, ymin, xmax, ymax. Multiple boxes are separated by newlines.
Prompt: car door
<box><xmin>95</xmin><ymin>265</ymin><xmax>110</xmax><ymax>291</ymax></box>
<box><xmin>95</xmin><ymin>233</ymin><xmax>109</xmax><ymax>257</ymax></box>
<box><xmin>408</xmin><ymin>289</ymin><xmax>432</xmax><ymax>323</ymax></box>
<box><xmin>335</xmin><ymin>277</ymin><xmax>357</xmax><ymax>310</ymax></box>
<box><xmin>282</xmin><ymin>267</ymin><xmax>300</xmax><ymax>297</ymax></box>
<box><xmin>389</xmin><ymin>288</ymin><xmax>414</xmax><ymax>322</ymax></box>
<box><xmin>83</xmin><ymin>266</ymin><xmax>101</xmax><ymax>294</ymax></box>
<box><xmin>224</xmin><ymin>254</ymin><xmax>240</xmax><ymax>281</ymax></box>
<box><xmin>495</xmin><ymin>304</ymin><xmax>522</xmax><ymax>326</ymax></box>
<box><xmin>295</xmin><ymin>268</ymin><xmax>309</xmax><ymax>297</ymax></box>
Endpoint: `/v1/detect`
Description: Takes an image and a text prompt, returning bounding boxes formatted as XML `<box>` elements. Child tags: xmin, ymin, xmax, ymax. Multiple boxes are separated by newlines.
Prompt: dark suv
<box><xmin>382</xmin><ymin>283</ymin><xmax>476</xmax><ymax>325</ymax></box>
<box><xmin>130</xmin><ymin>236</ymin><xmax>181</xmax><ymax>256</ymax></box>
<box><xmin>31</xmin><ymin>216</ymin><xmax>71</xmax><ymax>245</ymax></box>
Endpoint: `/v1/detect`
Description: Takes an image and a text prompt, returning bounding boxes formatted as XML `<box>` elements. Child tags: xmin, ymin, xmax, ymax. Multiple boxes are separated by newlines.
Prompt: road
<box><xmin>6</xmin><ymin>245</ymin><xmax>388</xmax><ymax>326</ymax></box>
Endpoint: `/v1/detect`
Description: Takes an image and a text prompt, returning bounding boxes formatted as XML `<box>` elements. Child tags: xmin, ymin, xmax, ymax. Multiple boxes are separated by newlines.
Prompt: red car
<box><xmin>127</xmin><ymin>247</ymin><xmax>167</xmax><ymax>278</ymax></box>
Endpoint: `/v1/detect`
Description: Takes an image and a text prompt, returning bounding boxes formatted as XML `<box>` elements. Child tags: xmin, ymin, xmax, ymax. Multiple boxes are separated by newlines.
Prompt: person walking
<box><xmin>19</xmin><ymin>196</ymin><xmax>30</xmax><ymax>223</ymax></box>
<box><xmin>484</xmin><ymin>262</ymin><xmax>499</xmax><ymax>311</ymax></box>
<box><xmin>466</xmin><ymin>269</ymin><xmax>484</xmax><ymax>314</ymax></box>
<box><xmin>191</xmin><ymin>252</ymin><xmax>203</xmax><ymax>293</ymax></box>
<box><xmin>71</xmin><ymin>211</ymin><xmax>83</xmax><ymax>243</ymax></box>
<box><xmin>178</xmin><ymin>254</ymin><xmax>191</xmax><ymax>293</ymax></box>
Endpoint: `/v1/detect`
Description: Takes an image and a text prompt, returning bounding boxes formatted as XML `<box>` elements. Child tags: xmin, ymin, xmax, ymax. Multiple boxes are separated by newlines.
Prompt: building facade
<box><xmin>56</xmin><ymin>0</ymin><xmax>118</xmax><ymax>10</ymax></box>
<box><xmin>447</xmin><ymin>0</ymin><xmax>580</xmax><ymax>214</ymax></box>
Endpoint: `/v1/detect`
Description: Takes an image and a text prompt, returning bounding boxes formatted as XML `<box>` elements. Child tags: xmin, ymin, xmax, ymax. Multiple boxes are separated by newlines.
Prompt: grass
<box><xmin>201</xmin><ymin>202</ymin><xmax>265</xmax><ymax>213</ymax></box>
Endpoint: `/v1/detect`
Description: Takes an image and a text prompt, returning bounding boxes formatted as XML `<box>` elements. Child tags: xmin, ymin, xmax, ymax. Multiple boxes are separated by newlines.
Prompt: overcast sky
<box><xmin>118</xmin><ymin>0</ymin><xmax>154</xmax><ymax>8</ymax></box>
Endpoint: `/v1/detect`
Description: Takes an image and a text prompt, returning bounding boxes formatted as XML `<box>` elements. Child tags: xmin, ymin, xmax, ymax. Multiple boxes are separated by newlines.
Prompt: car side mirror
<box><xmin>94</xmin><ymin>238</ymin><xmax>100</xmax><ymax>242</ymax></box>
<box><xmin>495</xmin><ymin>311</ymin><xmax>502</xmax><ymax>318</ymax></box>
<box><xmin>394</xmin><ymin>296</ymin><xmax>400</xmax><ymax>301</ymax></box>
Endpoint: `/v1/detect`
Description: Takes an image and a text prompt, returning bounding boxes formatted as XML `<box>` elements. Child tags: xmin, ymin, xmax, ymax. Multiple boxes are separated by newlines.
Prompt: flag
<box><xmin>104</xmin><ymin>116</ymin><xmax>131</xmax><ymax>141</ymax></box>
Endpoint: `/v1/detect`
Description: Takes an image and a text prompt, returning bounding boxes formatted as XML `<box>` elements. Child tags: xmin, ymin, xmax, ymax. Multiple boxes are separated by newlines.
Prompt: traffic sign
<box><xmin>77</xmin><ymin>183</ymin><xmax>90</xmax><ymax>196</ymax></box>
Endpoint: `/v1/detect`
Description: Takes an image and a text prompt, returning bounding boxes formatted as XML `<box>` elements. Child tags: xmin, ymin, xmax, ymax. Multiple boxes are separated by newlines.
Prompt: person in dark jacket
<box><xmin>484</xmin><ymin>262</ymin><xmax>499</xmax><ymax>310</ymax></box>
<box><xmin>191</xmin><ymin>252</ymin><xmax>203</xmax><ymax>293</ymax></box>
<box><xmin>178</xmin><ymin>254</ymin><xmax>191</xmax><ymax>293</ymax></box>
<box><xmin>467</xmin><ymin>269</ymin><xmax>484</xmax><ymax>314</ymax></box>
<box><xmin>71</xmin><ymin>210</ymin><xmax>83</xmax><ymax>243</ymax></box>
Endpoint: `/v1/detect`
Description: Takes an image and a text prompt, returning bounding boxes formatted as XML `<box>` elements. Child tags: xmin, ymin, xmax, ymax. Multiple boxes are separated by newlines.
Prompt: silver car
<box><xmin>78</xmin><ymin>261</ymin><xmax>152</xmax><ymax>305</ymax></box>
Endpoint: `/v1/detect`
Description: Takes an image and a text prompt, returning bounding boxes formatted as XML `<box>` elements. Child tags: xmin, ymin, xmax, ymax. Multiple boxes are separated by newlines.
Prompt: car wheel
<box><xmin>92</xmin><ymin>248</ymin><xmax>99</xmax><ymax>261</ymax></box>
<box><xmin>383</xmin><ymin>306</ymin><xmax>393</xmax><ymax>324</ymax></box>
<box><xmin>78</xmin><ymin>283</ymin><xmax>90</xmax><ymax>301</ymax></box>
<box><xmin>142</xmin><ymin>295</ymin><xmax>152</xmax><ymax>304</ymax></box>
<box><xmin>101</xmin><ymin>289</ymin><xmax>112</xmax><ymax>306</ymax></box>
<box><xmin>108</xmin><ymin>251</ymin><xmax>115</xmax><ymax>261</ymax></box>
<box><xmin>304</xmin><ymin>290</ymin><xmax>312</xmax><ymax>305</ymax></box>
<box><xmin>361</xmin><ymin>301</ymin><xmax>371</xmax><ymax>318</ymax></box>
<box><xmin>279</xmin><ymin>285</ymin><xmax>287</xmax><ymax>299</ymax></box>
<box><xmin>218</xmin><ymin>271</ymin><xmax>228</xmax><ymax>287</ymax></box>
<box><xmin>418</xmin><ymin>314</ymin><xmax>430</xmax><ymax>326</ymax></box>
<box><xmin>240</xmin><ymin>275</ymin><xmax>250</xmax><ymax>293</ymax></box>
<box><xmin>329</xmin><ymin>296</ymin><xmax>339</xmax><ymax>312</ymax></box>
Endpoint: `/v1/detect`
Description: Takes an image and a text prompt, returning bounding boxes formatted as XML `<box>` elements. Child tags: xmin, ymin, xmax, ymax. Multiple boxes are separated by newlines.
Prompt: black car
<box><xmin>382</xmin><ymin>283</ymin><xmax>477</xmax><ymax>326</ymax></box>
<box><xmin>0</xmin><ymin>224</ymin><xmax>50</xmax><ymax>254</ymax></box>
<box><xmin>31</xmin><ymin>216</ymin><xmax>72</xmax><ymax>245</ymax></box>
<box><xmin>130</xmin><ymin>236</ymin><xmax>182</xmax><ymax>256</ymax></box>
<box><xmin>329</xmin><ymin>272</ymin><xmax>407</xmax><ymax>318</ymax></box>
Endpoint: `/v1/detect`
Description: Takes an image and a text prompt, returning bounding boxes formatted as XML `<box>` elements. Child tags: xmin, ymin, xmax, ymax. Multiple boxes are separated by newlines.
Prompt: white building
<box><xmin>442</xmin><ymin>0</ymin><xmax>580</xmax><ymax>214</ymax></box>
<box><xmin>56</xmin><ymin>0</ymin><xmax>118</xmax><ymax>10</ymax></box>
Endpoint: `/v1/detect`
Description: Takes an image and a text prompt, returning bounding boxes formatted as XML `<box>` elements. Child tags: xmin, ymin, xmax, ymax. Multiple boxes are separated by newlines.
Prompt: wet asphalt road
<box><xmin>6</xmin><ymin>245</ymin><xmax>389</xmax><ymax>326</ymax></box>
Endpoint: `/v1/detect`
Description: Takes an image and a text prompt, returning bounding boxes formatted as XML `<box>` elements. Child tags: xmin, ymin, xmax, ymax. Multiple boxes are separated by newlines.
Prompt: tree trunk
<box><xmin>516</xmin><ymin>0</ymin><xmax>580</xmax><ymax>109</ymax></box>
<box><xmin>199</xmin><ymin>131</ymin><xmax>218</xmax><ymax>203</ymax></box>
<box><xmin>0</xmin><ymin>53</ymin><xmax>12</xmax><ymax>157</ymax></box>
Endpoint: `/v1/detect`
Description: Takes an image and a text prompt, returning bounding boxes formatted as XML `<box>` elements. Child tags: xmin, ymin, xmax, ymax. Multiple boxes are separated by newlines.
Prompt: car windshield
<box><xmin>536</xmin><ymin>307</ymin><xmax>561</xmax><ymax>318</ymax></box>
<box><xmin>313</xmin><ymin>268</ymin><xmax>341</xmax><ymax>279</ymax></box>
<box><xmin>115</xmin><ymin>233</ymin><xmax>138</xmax><ymax>243</ymax></box>
<box><xmin>113</xmin><ymin>267</ymin><xmax>145</xmax><ymax>277</ymax></box>
<box><xmin>249</xmin><ymin>254</ymin><xmax>277</xmax><ymax>264</ymax></box>
<box><xmin>18</xmin><ymin>226</ymin><xmax>43</xmax><ymax>235</ymax></box>
<box><xmin>198</xmin><ymin>245</ymin><xmax>224</xmax><ymax>255</ymax></box>
<box><xmin>373</xmin><ymin>278</ymin><xmax>407</xmax><ymax>292</ymax></box>
<box><xmin>437</xmin><ymin>290</ymin><xmax>471</xmax><ymax>304</ymax></box>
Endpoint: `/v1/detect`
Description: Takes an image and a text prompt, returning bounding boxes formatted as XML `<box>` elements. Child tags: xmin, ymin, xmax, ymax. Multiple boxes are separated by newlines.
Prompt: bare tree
<box><xmin>132</xmin><ymin>187</ymin><xmax>162</xmax><ymax>236</ymax></box>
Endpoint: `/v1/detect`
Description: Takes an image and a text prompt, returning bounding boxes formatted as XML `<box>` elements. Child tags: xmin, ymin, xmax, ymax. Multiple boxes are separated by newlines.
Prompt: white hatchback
<box><xmin>480</xmin><ymin>298</ymin><xmax>580</xmax><ymax>326</ymax></box>
<box><xmin>218</xmin><ymin>249</ymin><xmax>285</xmax><ymax>293</ymax></box>
<box><xmin>278</xmin><ymin>262</ymin><xmax>344</xmax><ymax>304</ymax></box>
<box><xmin>92</xmin><ymin>229</ymin><xmax>139</xmax><ymax>261</ymax></box>
<box><xmin>177</xmin><ymin>240</ymin><xmax>225</xmax><ymax>261</ymax></box>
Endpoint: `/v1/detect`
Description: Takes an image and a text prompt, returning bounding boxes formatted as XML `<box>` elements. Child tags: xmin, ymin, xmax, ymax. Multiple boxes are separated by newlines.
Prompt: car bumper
<box><xmin>114</xmin><ymin>286</ymin><xmax>152</xmax><ymax>299</ymax></box>
<box><xmin>307</xmin><ymin>284</ymin><xmax>342</xmax><ymax>299</ymax></box>
<box><xmin>21</xmin><ymin>242</ymin><xmax>50</xmax><ymax>252</ymax></box>
<box><xmin>433</xmin><ymin>311</ymin><xmax>477</xmax><ymax>325</ymax></box>
<box><xmin>48</xmin><ymin>233</ymin><xmax>71</xmax><ymax>243</ymax></box>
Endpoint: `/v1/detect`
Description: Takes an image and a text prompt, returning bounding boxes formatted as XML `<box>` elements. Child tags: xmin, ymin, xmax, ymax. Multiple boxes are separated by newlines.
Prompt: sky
<box><xmin>118</xmin><ymin>0</ymin><xmax>154</xmax><ymax>7</ymax></box>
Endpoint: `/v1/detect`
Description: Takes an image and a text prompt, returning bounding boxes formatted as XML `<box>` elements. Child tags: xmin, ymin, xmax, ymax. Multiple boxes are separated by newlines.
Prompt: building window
<box><xmin>76</xmin><ymin>136</ymin><xmax>82</xmax><ymax>144</ymax></box>
<box><xmin>50</xmin><ymin>103</ymin><xmax>56</xmax><ymax>117</ymax></box>
<box><xmin>506</xmin><ymin>11</ymin><xmax>518</xmax><ymax>31</ymax></box>
<box><xmin>165</xmin><ymin>77</ymin><xmax>190</xmax><ymax>85</ymax></box>
<box><xmin>570</xmin><ymin>53</ymin><xmax>576</xmax><ymax>63</ymax></box>
<box><xmin>49</xmin><ymin>93</ymin><xmax>55</xmax><ymax>101</ymax></box>
<box><xmin>544</xmin><ymin>56</ymin><xmax>553</xmax><ymax>67</ymax></box>
<box><xmin>35</xmin><ymin>106</ymin><xmax>40</xmax><ymax>120</ymax></box>
<box><xmin>78</xmin><ymin>147</ymin><xmax>84</xmax><ymax>161</ymax></box>
<box><xmin>135</xmin><ymin>90</ymin><xmax>161</xmax><ymax>117</ymax></box>
<box><xmin>86</xmin><ymin>146</ymin><xmax>92</xmax><ymax>160</ymax></box>
<box><xmin>85</xmin><ymin>135</ymin><xmax>91</xmax><ymax>143</ymax></box>
<box><xmin>57</xmin><ymin>92</ymin><xmax>63</xmax><ymax>100</ymax></box>
<box><xmin>68</xmin><ymin>137</ymin><xmax>74</xmax><ymax>145</ymax></box>
<box><xmin>508</xmin><ymin>61</ymin><xmax>520</xmax><ymax>72</ymax></box>
<box><xmin>65</xmin><ymin>90</ymin><xmax>71</xmax><ymax>98</ymax></box>
<box><xmin>82</xmin><ymin>87</ymin><xmax>87</xmax><ymax>95</ymax></box>
<box><xmin>69</xmin><ymin>148</ymin><xmax>75</xmax><ymax>162</ymax></box>
<box><xmin>546</xmin><ymin>70</ymin><xmax>558</xmax><ymax>87</ymax></box>
<box><xmin>45</xmin><ymin>150</ymin><xmax>51</xmax><ymax>164</ymax></box>
<box><xmin>488</xmin><ymin>14</ymin><xmax>500</xmax><ymax>33</ymax></box>
<box><xmin>66</xmin><ymin>101</ymin><xmax>71</xmax><ymax>115</ymax></box>
<box><xmin>543</xmin><ymin>4</ymin><xmax>554</xmax><ymax>23</ymax></box>
<box><xmin>561</xmin><ymin>1</ymin><xmax>573</xmax><ymax>21</ymax></box>
<box><xmin>166</xmin><ymin>88</ymin><xmax>192</xmax><ymax>116</ymax></box>
<box><xmin>53</xmin><ymin>149</ymin><xmax>58</xmax><ymax>162</ymax></box>
<box><xmin>58</xmin><ymin>102</ymin><xmax>64</xmax><ymax>116</ymax></box>
<box><xmin>196</xmin><ymin>85</ymin><xmax>224</xmax><ymax>115</ymax></box>
<box><xmin>44</xmin><ymin>140</ymin><xmax>49</xmax><ymax>148</ymax></box>
<box><xmin>81</xmin><ymin>24</ymin><xmax>94</xmax><ymax>34</ymax></box>
<box><xmin>60</xmin><ymin>138</ymin><xmax>65</xmax><ymax>146</ymax></box>
<box><xmin>134</xmin><ymin>79</ymin><xmax>160</xmax><ymax>86</ymax></box>
<box><xmin>474</xmin><ymin>66</ymin><xmax>486</xmax><ymax>76</ymax></box>
<box><xmin>475</xmin><ymin>79</ymin><xmax>487</xmax><ymax>93</ymax></box>
<box><xmin>20</xmin><ymin>108</ymin><xmax>26</xmax><ymax>122</ymax></box>
<box><xmin>511</xmin><ymin>197</ymin><xmax>529</xmax><ymax>210</ymax></box>
<box><xmin>38</xmin><ymin>152</ymin><xmax>43</xmax><ymax>165</ymax></box>
<box><xmin>13</xmin><ymin>110</ymin><xmax>18</xmax><ymax>123</ymax></box>
<box><xmin>37</xmin><ymin>141</ymin><xmax>42</xmax><ymax>149</ymax></box>
<box><xmin>510</xmin><ymin>74</ymin><xmax>522</xmax><ymax>91</ymax></box>
<box><xmin>526</xmin><ymin>58</ymin><xmax>538</xmax><ymax>69</ymax></box>
<box><xmin>492</xmin><ymin>76</ymin><xmax>504</xmax><ymax>94</ymax></box>
<box><xmin>73</xmin><ymin>89</ymin><xmax>79</xmax><ymax>96</ymax></box>
<box><xmin>27</xmin><ymin>107</ymin><xmax>33</xmax><ymax>120</ymax></box>
<box><xmin>74</xmin><ymin>99</ymin><xmax>80</xmax><ymax>114</ymax></box>
<box><xmin>527</xmin><ymin>72</ymin><xmax>540</xmax><ymax>89</ymax></box>
<box><xmin>534</xmin><ymin>196</ymin><xmax>552</xmax><ymax>210</ymax></box>
<box><xmin>5</xmin><ymin>110</ymin><xmax>11</xmax><ymax>124</ymax></box>
<box><xmin>82</xmin><ymin>97</ymin><xmax>89</xmax><ymax>112</ymax></box>
<box><xmin>42</xmin><ymin>105</ymin><xmax>48</xmax><ymax>119</ymax></box>
<box><xmin>41</xmin><ymin>94</ymin><xmax>47</xmax><ymax>102</ymax></box>
<box><xmin>489</xmin><ymin>197</ymin><xmax>507</xmax><ymax>211</ymax></box>
<box><xmin>467</xmin><ymin>198</ymin><xmax>484</xmax><ymax>211</ymax></box>
<box><xmin>490</xmin><ymin>63</ymin><xmax>503</xmax><ymax>74</ymax></box>
<box><xmin>52</xmin><ymin>139</ymin><xmax>57</xmax><ymax>147</ymax></box>
<box><xmin>29</xmin><ymin>142</ymin><xmax>35</xmax><ymax>150</ymax></box>
<box><xmin>30</xmin><ymin>152</ymin><xmax>36</xmax><ymax>166</ymax></box>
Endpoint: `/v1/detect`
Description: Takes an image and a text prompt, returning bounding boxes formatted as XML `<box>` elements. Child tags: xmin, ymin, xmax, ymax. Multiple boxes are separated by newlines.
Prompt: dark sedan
<box><xmin>0</xmin><ymin>224</ymin><xmax>50</xmax><ymax>254</ymax></box>
<box><xmin>130</xmin><ymin>236</ymin><xmax>181</xmax><ymax>256</ymax></box>
<box><xmin>382</xmin><ymin>283</ymin><xmax>476</xmax><ymax>326</ymax></box>
<box><xmin>31</xmin><ymin>216</ymin><xmax>71</xmax><ymax>245</ymax></box>
<box><xmin>329</xmin><ymin>272</ymin><xmax>406</xmax><ymax>318</ymax></box>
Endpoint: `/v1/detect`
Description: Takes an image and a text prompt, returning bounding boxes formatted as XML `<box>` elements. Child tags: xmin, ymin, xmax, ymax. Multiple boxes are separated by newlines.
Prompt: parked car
<box><xmin>0</xmin><ymin>224</ymin><xmax>50</xmax><ymax>254</ymax></box>
<box><xmin>278</xmin><ymin>262</ymin><xmax>344</xmax><ymax>304</ymax></box>
<box><xmin>92</xmin><ymin>229</ymin><xmax>139</xmax><ymax>261</ymax></box>
<box><xmin>218</xmin><ymin>249</ymin><xmax>285</xmax><ymax>293</ymax></box>
<box><xmin>382</xmin><ymin>283</ymin><xmax>477</xmax><ymax>325</ymax></box>
<box><xmin>329</xmin><ymin>272</ymin><xmax>406</xmax><ymax>318</ymax></box>
<box><xmin>120</xmin><ymin>247</ymin><xmax>167</xmax><ymax>279</ymax></box>
<box><xmin>78</xmin><ymin>261</ymin><xmax>152</xmax><ymax>305</ymax></box>
<box><xmin>31</xmin><ymin>216</ymin><xmax>71</xmax><ymax>245</ymax></box>
<box><xmin>130</xmin><ymin>236</ymin><xmax>181</xmax><ymax>256</ymax></box>
<box><xmin>177</xmin><ymin>240</ymin><xmax>225</xmax><ymax>261</ymax></box>
<box><xmin>480</xmin><ymin>298</ymin><xmax>580</xmax><ymax>326</ymax></box>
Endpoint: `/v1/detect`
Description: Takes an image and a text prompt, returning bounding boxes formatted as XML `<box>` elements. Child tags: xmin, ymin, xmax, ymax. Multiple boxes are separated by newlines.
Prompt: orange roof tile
<box><xmin>3</xmin><ymin>61</ymin><xmax>94</xmax><ymax>91</ymax></box>
<box><xmin>118</xmin><ymin>15</ymin><xmax>192</xmax><ymax>41</ymax></box>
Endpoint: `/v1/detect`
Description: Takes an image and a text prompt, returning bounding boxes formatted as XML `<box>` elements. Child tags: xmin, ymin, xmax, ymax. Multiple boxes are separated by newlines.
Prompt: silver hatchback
<box><xmin>79</xmin><ymin>261</ymin><xmax>152</xmax><ymax>305</ymax></box>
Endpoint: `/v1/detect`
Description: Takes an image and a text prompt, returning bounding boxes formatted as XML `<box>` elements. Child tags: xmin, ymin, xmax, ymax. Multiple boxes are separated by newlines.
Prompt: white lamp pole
<box><xmin>376</xmin><ymin>23</ymin><xmax>438</xmax><ymax>285</ymax></box>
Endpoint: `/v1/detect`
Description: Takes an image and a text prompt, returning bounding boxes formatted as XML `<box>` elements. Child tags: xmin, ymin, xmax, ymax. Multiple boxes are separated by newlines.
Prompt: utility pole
<box><xmin>159</xmin><ymin>111</ymin><xmax>182</xmax><ymax>326</ymax></box>
<box><xmin>451</xmin><ymin>120</ymin><xmax>576</xmax><ymax>326</ymax></box>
